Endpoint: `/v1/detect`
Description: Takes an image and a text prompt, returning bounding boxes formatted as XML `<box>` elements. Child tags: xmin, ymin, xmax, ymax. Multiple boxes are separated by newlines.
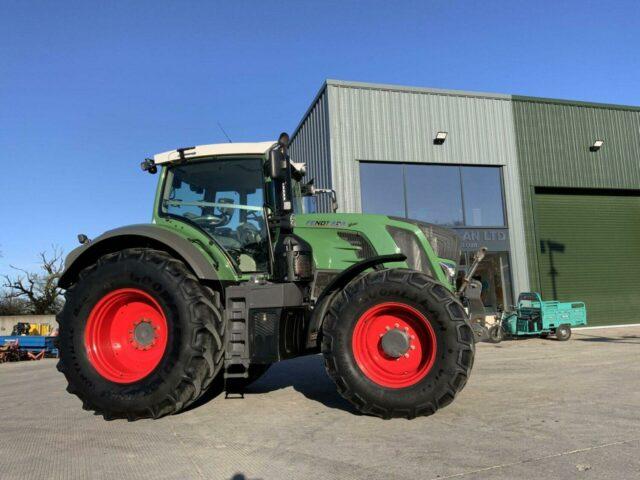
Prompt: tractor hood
<box><xmin>293</xmin><ymin>213</ymin><xmax>460</xmax><ymax>286</ymax></box>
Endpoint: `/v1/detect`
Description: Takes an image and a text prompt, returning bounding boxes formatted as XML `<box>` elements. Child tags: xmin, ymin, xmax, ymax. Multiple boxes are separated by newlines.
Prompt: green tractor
<box><xmin>56</xmin><ymin>133</ymin><xmax>476</xmax><ymax>420</ymax></box>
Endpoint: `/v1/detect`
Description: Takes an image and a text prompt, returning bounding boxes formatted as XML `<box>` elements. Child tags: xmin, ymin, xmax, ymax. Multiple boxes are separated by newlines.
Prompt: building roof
<box><xmin>292</xmin><ymin>79</ymin><xmax>640</xmax><ymax>139</ymax></box>
<box><xmin>153</xmin><ymin>141</ymin><xmax>276</xmax><ymax>165</ymax></box>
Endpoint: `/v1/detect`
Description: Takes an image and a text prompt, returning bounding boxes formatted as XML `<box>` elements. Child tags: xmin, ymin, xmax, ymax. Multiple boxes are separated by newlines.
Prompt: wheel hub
<box><xmin>380</xmin><ymin>328</ymin><xmax>410</xmax><ymax>358</ymax></box>
<box><xmin>131</xmin><ymin>319</ymin><xmax>158</xmax><ymax>350</ymax></box>
<box><xmin>352</xmin><ymin>302</ymin><xmax>437</xmax><ymax>389</ymax></box>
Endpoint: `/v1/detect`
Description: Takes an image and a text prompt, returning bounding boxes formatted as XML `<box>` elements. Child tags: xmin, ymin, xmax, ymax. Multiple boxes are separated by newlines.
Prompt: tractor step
<box><xmin>223</xmin><ymin>291</ymin><xmax>251</xmax><ymax>378</ymax></box>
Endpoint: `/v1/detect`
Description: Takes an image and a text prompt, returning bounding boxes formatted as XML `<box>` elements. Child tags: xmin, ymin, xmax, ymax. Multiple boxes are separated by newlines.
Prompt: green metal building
<box><xmin>290</xmin><ymin>80</ymin><xmax>640</xmax><ymax>326</ymax></box>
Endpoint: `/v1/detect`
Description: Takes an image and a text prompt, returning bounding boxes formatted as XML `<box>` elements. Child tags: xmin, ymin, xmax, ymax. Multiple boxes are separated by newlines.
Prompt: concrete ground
<box><xmin>1</xmin><ymin>326</ymin><xmax>639</xmax><ymax>480</ymax></box>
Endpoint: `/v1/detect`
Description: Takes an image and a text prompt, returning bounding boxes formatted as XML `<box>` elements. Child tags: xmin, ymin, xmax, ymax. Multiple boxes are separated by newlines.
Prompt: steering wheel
<box><xmin>191</xmin><ymin>214</ymin><xmax>229</xmax><ymax>227</ymax></box>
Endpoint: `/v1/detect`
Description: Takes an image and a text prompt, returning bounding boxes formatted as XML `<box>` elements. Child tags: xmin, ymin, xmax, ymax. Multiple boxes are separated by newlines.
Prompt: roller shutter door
<box><xmin>534</xmin><ymin>189</ymin><xmax>640</xmax><ymax>326</ymax></box>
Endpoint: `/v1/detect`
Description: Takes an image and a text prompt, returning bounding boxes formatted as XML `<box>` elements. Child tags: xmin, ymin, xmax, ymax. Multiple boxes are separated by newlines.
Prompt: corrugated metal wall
<box><xmin>325</xmin><ymin>81</ymin><xmax>530</xmax><ymax>294</ymax></box>
<box><xmin>289</xmin><ymin>88</ymin><xmax>333</xmax><ymax>212</ymax></box>
<box><xmin>512</xmin><ymin>97</ymin><xmax>640</xmax><ymax>290</ymax></box>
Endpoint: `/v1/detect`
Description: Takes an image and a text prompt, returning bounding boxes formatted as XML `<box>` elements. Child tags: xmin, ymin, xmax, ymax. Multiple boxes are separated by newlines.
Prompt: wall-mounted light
<box><xmin>590</xmin><ymin>139</ymin><xmax>604</xmax><ymax>152</ymax></box>
<box><xmin>434</xmin><ymin>131</ymin><xmax>448</xmax><ymax>145</ymax></box>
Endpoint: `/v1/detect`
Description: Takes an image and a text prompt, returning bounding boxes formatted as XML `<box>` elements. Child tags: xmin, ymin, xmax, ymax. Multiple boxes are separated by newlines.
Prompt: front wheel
<box><xmin>487</xmin><ymin>324</ymin><xmax>504</xmax><ymax>344</ymax></box>
<box><xmin>321</xmin><ymin>269</ymin><xmax>475</xmax><ymax>419</ymax></box>
<box><xmin>56</xmin><ymin>248</ymin><xmax>225</xmax><ymax>420</ymax></box>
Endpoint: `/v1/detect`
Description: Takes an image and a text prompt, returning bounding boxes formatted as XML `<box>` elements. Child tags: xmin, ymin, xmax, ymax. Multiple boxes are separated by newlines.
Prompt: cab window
<box><xmin>161</xmin><ymin>158</ymin><xmax>269</xmax><ymax>273</ymax></box>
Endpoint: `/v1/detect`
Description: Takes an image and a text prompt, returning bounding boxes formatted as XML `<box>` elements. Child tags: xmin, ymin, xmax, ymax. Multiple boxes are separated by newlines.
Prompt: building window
<box><xmin>360</xmin><ymin>162</ymin><xmax>505</xmax><ymax>227</ymax></box>
<box><xmin>460</xmin><ymin>166</ymin><xmax>505</xmax><ymax>226</ymax></box>
<box><xmin>359</xmin><ymin>162</ymin><xmax>405</xmax><ymax>217</ymax></box>
<box><xmin>405</xmin><ymin>164</ymin><xmax>464</xmax><ymax>226</ymax></box>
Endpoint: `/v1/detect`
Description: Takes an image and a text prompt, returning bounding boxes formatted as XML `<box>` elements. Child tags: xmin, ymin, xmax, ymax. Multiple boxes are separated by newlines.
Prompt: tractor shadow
<box><xmin>247</xmin><ymin>355</ymin><xmax>360</xmax><ymax>414</ymax></box>
<box><xmin>186</xmin><ymin>354</ymin><xmax>359</xmax><ymax>415</ymax></box>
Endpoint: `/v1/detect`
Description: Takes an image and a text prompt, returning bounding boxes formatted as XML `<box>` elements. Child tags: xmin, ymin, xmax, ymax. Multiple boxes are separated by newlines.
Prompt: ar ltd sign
<box><xmin>455</xmin><ymin>228</ymin><xmax>510</xmax><ymax>252</ymax></box>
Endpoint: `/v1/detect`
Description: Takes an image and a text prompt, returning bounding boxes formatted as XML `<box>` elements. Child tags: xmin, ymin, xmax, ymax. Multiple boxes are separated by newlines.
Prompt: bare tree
<box><xmin>0</xmin><ymin>293</ymin><xmax>28</xmax><ymax>316</ymax></box>
<box><xmin>2</xmin><ymin>248</ymin><xmax>65</xmax><ymax>315</ymax></box>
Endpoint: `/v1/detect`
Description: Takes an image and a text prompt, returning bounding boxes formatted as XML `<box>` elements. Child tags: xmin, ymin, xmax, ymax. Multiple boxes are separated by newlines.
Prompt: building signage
<box><xmin>454</xmin><ymin>228</ymin><xmax>510</xmax><ymax>252</ymax></box>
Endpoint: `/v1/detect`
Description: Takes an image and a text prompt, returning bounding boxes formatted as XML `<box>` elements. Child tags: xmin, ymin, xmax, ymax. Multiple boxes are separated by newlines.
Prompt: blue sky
<box><xmin>1</xmin><ymin>0</ymin><xmax>639</xmax><ymax>276</ymax></box>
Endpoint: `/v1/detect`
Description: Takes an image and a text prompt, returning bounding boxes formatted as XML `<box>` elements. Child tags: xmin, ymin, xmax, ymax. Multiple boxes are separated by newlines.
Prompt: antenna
<box><xmin>217</xmin><ymin>122</ymin><xmax>232</xmax><ymax>143</ymax></box>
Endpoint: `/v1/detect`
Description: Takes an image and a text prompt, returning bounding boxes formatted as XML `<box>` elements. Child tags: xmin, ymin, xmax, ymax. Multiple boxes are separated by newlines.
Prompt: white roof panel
<box><xmin>154</xmin><ymin>141</ymin><xmax>276</xmax><ymax>165</ymax></box>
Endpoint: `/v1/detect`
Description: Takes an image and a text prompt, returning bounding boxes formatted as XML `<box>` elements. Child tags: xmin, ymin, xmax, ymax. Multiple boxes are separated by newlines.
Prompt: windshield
<box><xmin>161</xmin><ymin>157</ymin><xmax>269</xmax><ymax>273</ymax></box>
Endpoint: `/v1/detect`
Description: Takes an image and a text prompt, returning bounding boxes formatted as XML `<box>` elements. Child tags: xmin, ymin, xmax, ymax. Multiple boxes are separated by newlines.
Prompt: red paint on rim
<box><xmin>84</xmin><ymin>288</ymin><xmax>168</xmax><ymax>383</ymax></box>
<box><xmin>352</xmin><ymin>302</ymin><xmax>437</xmax><ymax>388</ymax></box>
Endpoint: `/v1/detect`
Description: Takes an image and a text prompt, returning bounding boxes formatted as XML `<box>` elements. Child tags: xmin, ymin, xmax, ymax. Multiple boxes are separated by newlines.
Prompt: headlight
<box><xmin>386</xmin><ymin>226</ymin><xmax>433</xmax><ymax>275</ymax></box>
<box><xmin>439</xmin><ymin>261</ymin><xmax>456</xmax><ymax>282</ymax></box>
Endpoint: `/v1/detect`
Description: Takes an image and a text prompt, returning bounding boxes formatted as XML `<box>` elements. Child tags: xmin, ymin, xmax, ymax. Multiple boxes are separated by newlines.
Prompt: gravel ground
<box><xmin>1</xmin><ymin>325</ymin><xmax>639</xmax><ymax>480</ymax></box>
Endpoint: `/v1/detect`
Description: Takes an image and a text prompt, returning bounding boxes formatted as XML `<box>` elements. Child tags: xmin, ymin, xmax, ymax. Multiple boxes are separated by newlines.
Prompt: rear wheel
<box><xmin>321</xmin><ymin>269</ymin><xmax>474</xmax><ymax>419</ymax></box>
<box><xmin>555</xmin><ymin>324</ymin><xmax>572</xmax><ymax>341</ymax></box>
<box><xmin>56</xmin><ymin>248</ymin><xmax>225</xmax><ymax>420</ymax></box>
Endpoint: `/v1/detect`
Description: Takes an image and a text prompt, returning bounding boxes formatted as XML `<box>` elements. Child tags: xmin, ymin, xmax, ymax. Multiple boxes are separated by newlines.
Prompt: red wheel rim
<box><xmin>352</xmin><ymin>302</ymin><xmax>437</xmax><ymax>388</ymax></box>
<box><xmin>84</xmin><ymin>288</ymin><xmax>168</xmax><ymax>384</ymax></box>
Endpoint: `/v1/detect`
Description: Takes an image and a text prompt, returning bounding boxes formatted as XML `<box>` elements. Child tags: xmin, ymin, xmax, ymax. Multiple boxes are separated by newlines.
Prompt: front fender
<box><xmin>58</xmin><ymin>224</ymin><xmax>224</xmax><ymax>289</ymax></box>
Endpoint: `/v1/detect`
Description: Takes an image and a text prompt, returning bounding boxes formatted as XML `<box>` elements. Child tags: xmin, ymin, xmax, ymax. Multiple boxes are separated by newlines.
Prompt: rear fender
<box><xmin>58</xmin><ymin>224</ymin><xmax>225</xmax><ymax>289</ymax></box>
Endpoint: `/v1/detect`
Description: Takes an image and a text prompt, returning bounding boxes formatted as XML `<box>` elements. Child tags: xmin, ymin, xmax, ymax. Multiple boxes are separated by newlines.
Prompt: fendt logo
<box><xmin>306</xmin><ymin>220</ymin><xmax>358</xmax><ymax>228</ymax></box>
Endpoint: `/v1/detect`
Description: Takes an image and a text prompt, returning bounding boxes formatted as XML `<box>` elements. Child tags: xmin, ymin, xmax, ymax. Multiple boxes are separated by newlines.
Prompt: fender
<box><xmin>305</xmin><ymin>253</ymin><xmax>406</xmax><ymax>349</ymax></box>
<box><xmin>58</xmin><ymin>224</ymin><xmax>220</xmax><ymax>289</ymax></box>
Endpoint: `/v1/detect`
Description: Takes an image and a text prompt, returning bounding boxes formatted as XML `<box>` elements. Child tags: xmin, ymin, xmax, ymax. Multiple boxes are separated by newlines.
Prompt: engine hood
<box><xmin>292</xmin><ymin>213</ymin><xmax>454</xmax><ymax>287</ymax></box>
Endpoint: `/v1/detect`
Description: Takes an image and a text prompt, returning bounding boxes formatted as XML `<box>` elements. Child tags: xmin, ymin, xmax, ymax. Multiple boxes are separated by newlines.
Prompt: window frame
<box><xmin>358</xmin><ymin>160</ymin><xmax>507</xmax><ymax>228</ymax></box>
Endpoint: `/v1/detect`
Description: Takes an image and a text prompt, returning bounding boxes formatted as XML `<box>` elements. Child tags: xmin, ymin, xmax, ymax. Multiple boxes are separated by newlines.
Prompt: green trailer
<box><xmin>489</xmin><ymin>292</ymin><xmax>587</xmax><ymax>342</ymax></box>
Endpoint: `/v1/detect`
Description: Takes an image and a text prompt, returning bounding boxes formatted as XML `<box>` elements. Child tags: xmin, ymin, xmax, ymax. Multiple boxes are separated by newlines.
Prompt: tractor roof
<box><xmin>153</xmin><ymin>141</ymin><xmax>276</xmax><ymax>165</ymax></box>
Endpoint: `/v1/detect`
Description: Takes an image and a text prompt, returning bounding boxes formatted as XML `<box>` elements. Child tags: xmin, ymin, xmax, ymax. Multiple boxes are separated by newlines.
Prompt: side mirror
<box><xmin>269</xmin><ymin>149</ymin><xmax>287</xmax><ymax>179</ymax></box>
<box><xmin>301</xmin><ymin>179</ymin><xmax>315</xmax><ymax>196</ymax></box>
<box><xmin>140</xmin><ymin>158</ymin><xmax>157</xmax><ymax>174</ymax></box>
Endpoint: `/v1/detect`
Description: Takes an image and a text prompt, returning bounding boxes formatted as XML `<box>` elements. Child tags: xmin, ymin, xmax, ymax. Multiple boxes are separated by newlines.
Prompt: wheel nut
<box><xmin>404</xmin><ymin>353</ymin><xmax>410</xmax><ymax>358</ymax></box>
<box><xmin>410</xmin><ymin>345</ymin><xmax>416</xmax><ymax>350</ymax></box>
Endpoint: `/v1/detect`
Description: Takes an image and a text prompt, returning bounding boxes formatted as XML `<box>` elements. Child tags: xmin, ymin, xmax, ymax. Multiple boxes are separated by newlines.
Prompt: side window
<box><xmin>162</xmin><ymin>158</ymin><xmax>269</xmax><ymax>273</ymax></box>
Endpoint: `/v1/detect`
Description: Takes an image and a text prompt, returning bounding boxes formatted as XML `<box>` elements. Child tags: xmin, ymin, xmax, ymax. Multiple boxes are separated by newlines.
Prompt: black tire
<box><xmin>487</xmin><ymin>325</ymin><xmax>504</xmax><ymax>344</ymax></box>
<box><xmin>321</xmin><ymin>268</ymin><xmax>475</xmax><ymax>419</ymax></box>
<box><xmin>56</xmin><ymin>248</ymin><xmax>225</xmax><ymax>420</ymax></box>
<box><xmin>555</xmin><ymin>324</ymin><xmax>572</xmax><ymax>341</ymax></box>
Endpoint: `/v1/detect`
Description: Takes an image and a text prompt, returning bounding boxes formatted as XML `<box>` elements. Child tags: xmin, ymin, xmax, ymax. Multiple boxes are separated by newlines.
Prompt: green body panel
<box><xmin>150</xmin><ymin>160</ymin><xmax>450</xmax><ymax>287</ymax></box>
<box><xmin>294</xmin><ymin>213</ymin><xmax>450</xmax><ymax>286</ymax></box>
<box><xmin>533</xmin><ymin>192</ymin><xmax>640</xmax><ymax>326</ymax></box>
